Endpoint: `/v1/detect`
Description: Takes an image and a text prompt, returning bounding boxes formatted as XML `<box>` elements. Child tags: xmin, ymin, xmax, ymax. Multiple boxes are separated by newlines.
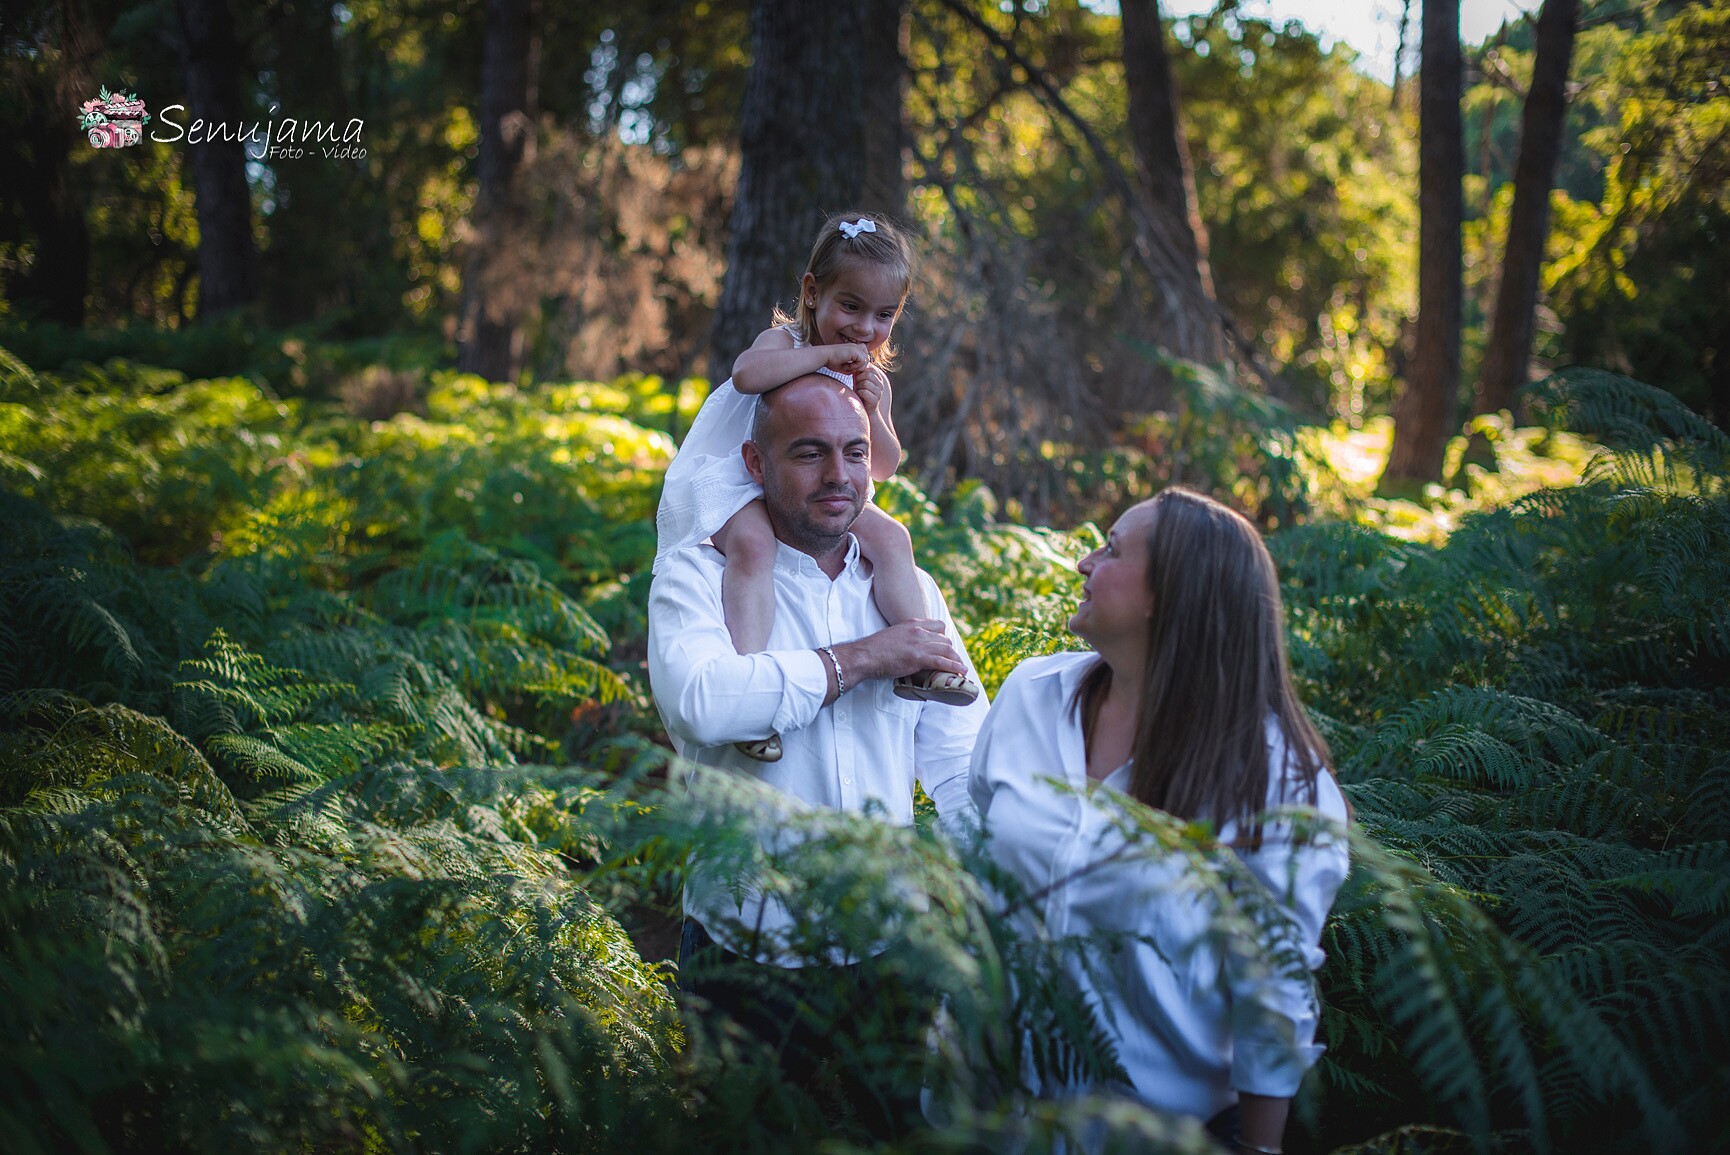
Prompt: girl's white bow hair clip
<box><xmin>838</xmin><ymin>218</ymin><xmax>877</xmax><ymax>239</ymax></box>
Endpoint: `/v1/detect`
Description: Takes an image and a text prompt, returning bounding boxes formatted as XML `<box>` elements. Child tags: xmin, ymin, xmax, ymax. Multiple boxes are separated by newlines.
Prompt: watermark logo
<box><xmin>77</xmin><ymin>86</ymin><xmax>367</xmax><ymax>160</ymax></box>
<box><xmin>79</xmin><ymin>86</ymin><xmax>151</xmax><ymax>149</ymax></box>
<box><xmin>151</xmin><ymin>103</ymin><xmax>368</xmax><ymax>160</ymax></box>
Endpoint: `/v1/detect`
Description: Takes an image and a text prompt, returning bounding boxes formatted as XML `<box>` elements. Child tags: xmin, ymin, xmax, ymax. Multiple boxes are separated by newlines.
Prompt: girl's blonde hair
<box><xmin>772</xmin><ymin>210</ymin><xmax>916</xmax><ymax>369</ymax></box>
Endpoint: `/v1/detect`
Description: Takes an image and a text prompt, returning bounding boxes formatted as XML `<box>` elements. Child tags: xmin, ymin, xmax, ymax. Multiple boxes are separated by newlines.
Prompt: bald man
<box><xmin>650</xmin><ymin>372</ymin><xmax>986</xmax><ymax>947</ymax></box>
<box><xmin>647</xmin><ymin>373</ymin><xmax>987</xmax><ymax>1134</ymax></box>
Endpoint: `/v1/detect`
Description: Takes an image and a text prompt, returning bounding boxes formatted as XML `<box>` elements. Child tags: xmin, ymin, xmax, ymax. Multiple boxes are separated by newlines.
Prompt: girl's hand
<box><xmin>853</xmin><ymin>364</ymin><xmax>892</xmax><ymax>415</ymax></box>
<box><xmin>825</xmin><ymin>343</ymin><xmax>872</xmax><ymax>376</ymax></box>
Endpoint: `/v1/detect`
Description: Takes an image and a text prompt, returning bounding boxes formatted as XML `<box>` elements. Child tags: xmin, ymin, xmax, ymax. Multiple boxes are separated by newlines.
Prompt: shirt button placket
<box><xmin>829</xmin><ymin>582</ymin><xmax>855</xmax><ymax>806</ymax></box>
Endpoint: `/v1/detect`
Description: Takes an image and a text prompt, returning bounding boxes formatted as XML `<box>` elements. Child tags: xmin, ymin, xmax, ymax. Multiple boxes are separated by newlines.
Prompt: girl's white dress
<box><xmin>655</xmin><ymin>326</ymin><xmax>864</xmax><ymax>574</ymax></box>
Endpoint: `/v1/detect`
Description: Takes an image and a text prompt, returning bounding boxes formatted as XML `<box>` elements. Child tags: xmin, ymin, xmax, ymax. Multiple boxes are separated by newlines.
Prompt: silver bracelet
<box><xmin>818</xmin><ymin>645</ymin><xmax>846</xmax><ymax>695</ymax></box>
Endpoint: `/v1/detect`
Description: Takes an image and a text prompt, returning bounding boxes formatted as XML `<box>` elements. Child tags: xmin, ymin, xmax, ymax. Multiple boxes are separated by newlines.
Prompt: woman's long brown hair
<box><xmin>1071</xmin><ymin>487</ymin><xmax>1332</xmax><ymax>837</ymax></box>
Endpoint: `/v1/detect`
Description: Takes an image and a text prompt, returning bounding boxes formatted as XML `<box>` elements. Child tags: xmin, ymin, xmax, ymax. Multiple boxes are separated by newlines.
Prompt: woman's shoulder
<box><xmin>1009</xmin><ymin>648</ymin><xmax>1094</xmax><ymax>682</ymax></box>
<box><xmin>1263</xmin><ymin>714</ymin><xmax>1348</xmax><ymax>822</ymax></box>
<box><xmin>977</xmin><ymin>652</ymin><xmax>1092</xmax><ymax>782</ymax></box>
<box><xmin>994</xmin><ymin>650</ymin><xmax>1094</xmax><ymax>704</ymax></box>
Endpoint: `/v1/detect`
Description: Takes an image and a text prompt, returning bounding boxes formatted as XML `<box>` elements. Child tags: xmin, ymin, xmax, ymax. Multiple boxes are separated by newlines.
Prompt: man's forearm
<box><xmin>828</xmin><ymin>638</ymin><xmax>892</xmax><ymax>689</ymax></box>
<box><xmin>828</xmin><ymin>620</ymin><xmax>966</xmax><ymax>694</ymax></box>
<box><xmin>656</xmin><ymin>648</ymin><xmax>829</xmax><ymax>746</ymax></box>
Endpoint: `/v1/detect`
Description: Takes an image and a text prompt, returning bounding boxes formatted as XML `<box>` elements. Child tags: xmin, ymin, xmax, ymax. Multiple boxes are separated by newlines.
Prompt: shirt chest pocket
<box><xmin>849</xmin><ymin>677</ymin><xmax>918</xmax><ymax>722</ymax></box>
<box><xmin>876</xmin><ymin>692</ymin><xmax>919</xmax><ymax>721</ymax></box>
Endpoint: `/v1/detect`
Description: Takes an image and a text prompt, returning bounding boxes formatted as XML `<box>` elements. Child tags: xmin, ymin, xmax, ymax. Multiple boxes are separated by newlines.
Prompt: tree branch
<box><xmin>936</xmin><ymin>0</ymin><xmax>1288</xmax><ymax>394</ymax></box>
<box><xmin>1479</xmin><ymin>48</ymin><xmax>1530</xmax><ymax>103</ymax></box>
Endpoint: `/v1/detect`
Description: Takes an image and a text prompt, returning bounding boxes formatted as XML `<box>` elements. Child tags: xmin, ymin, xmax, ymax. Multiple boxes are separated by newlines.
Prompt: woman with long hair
<box><xmin>971</xmin><ymin>487</ymin><xmax>1351</xmax><ymax>1153</ymax></box>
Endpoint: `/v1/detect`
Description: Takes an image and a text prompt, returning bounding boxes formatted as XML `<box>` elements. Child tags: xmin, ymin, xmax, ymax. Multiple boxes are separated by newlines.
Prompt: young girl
<box><xmin>655</xmin><ymin>212</ymin><xmax>981</xmax><ymax>762</ymax></box>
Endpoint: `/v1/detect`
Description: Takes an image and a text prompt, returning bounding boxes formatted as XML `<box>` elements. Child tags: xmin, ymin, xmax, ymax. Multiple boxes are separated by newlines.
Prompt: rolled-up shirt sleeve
<box><xmin>912</xmin><ymin>572</ymin><xmax>988</xmax><ymax>837</ymax></box>
<box><xmin>1226</xmin><ymin>773</ymin><xmax>1350</xmax><ymax>1097</ymax></box>
<box><xmin>647</xmin><ymin>550</ymin><xmax>829</xmax><ymax>748</ymax></box>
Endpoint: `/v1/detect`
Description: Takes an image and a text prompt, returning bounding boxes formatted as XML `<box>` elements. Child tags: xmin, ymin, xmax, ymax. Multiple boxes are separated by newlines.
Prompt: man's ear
<box><xmin>742</xmin><ymin>439</ymin><xmax>766</xmax><ymax>486</ymax></box>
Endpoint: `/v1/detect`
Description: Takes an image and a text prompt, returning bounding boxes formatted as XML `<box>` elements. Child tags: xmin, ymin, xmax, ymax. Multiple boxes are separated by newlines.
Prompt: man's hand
<box><xmin>825</xmin><ymin>343</ymin><xmax>872</xmax><ymax>376</ymax></box>
<box><xmin>832</xmin><ymin>619</ymin><xmax>967</xmax><ymax>689</ymax></box>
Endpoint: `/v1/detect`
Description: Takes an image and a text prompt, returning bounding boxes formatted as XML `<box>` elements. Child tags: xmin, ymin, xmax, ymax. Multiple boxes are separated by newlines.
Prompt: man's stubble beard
<box><xmin>761</xmin><ymin>468</ymin><xmax>862</xmax><ymax>561</ymax></box>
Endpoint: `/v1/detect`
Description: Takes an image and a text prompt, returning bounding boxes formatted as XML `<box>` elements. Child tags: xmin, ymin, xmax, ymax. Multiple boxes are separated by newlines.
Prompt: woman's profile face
<box><xmin>1069</xmin><ymin>501</ymin><xmax>1157</xmax><ymax>646</ymax></box>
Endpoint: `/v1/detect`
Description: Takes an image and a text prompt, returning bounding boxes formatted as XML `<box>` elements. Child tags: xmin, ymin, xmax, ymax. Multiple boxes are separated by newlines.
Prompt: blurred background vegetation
<box><xmin>3</xmin><ymin>0</ymin><xmax>1723</xmax><ymax>513</ymax></box>
<box><xmin>3</xmin><ymin>0</ymin><xmax>1728</xmax><ymax>1152</ymax></box>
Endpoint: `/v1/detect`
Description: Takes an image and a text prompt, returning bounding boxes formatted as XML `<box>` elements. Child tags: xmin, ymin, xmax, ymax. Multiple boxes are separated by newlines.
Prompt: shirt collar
<box><xmin>772</xmin><ymin>533</ymin><xmax>864</xmax><ymax>579</ymax></box>
<box><xmin>1032</xmin><ymin>649</ymin><xmax>1103</xmax><ymax>696</ymax></box>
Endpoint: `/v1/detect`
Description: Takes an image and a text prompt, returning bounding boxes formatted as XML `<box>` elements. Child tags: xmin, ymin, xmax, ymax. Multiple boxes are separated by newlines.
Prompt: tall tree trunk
<box><xmin>1</xmin><ymin>50</ymin><xmax>92</xmax><ymax>325</ymax></box>
<box><xmin>938</xmin><ymin>0</ymin><xmax>1245</xmax><ymax>381</ymax></box>
<box><xmin>1475</xmin><ymin>0</ymin><xmax>1579</xmax><ymax>417</ymax></box>
<box><xmin>1119</xmin><ymin>0</ymin><xmax>1220</xmax><ymax>363</ymax></box>
<box><xmin>1114</xmin><ymin>0</ymin><xmax>1224</xmax><ymax>363</ymax></box>
<box><xmin>708</xmin><ymin>0</ymin><xmax>869</xmax><ymax>376</ymax></box>
<box><xmin>1120</xmin><ymin>0</ymin><xmax>1210</xmax><ymax>292</ymax></box>
<box><xmin>263</xmin><ymin>0</ymin><xmax>354</xmax><ymax>323</ymax></box>
<box><xmin>1383</xmin><ymin>0</ymin><xmax>1464</xmax><ymax>487</ymax></box>
<box><xmin>177</xmin><ymin>0</ymin><xmax>259</xmax><ymax>318</ymax></box>
<box><xmin>457</xmin><ymin>0</ymin><xmax>538</xmax><ymax>382</ymax></box>
<box><xmin>6</xmin><ymin>127</ymin><xmax>90</xmax><ymax>326</ymax></box>
<box><xmin>859</xmin><ymin>0</ymin><xmax>908</xmax><ymax>216</ymax></box>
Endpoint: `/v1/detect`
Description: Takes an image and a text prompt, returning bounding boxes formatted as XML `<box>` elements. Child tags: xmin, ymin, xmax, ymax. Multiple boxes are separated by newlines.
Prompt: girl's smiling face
<box><xmin>803</xmin><ymin>263</ymin><xmax>906</xmax><ymax>353</ymax></box>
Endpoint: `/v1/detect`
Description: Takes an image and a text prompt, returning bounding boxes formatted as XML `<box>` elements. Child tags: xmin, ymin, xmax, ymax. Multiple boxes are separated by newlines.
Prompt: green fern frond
<box><xmin>1</xmin><ymin>692</ymin><xmax>248</xmax><ymax>830</ymax></box>
<box><xmin>205</xmin><ymin>732</ymin><xmax>322</xmax><ymax>788</ymax></box>
<box><xmin>0</xmin><ymin>343</ymin><xmax>43</xmax><ymax>402</ymax></box>
<box><xmin>1523</xmin><ymin>369</ymin><xmax>1730</xmax><ymax>489</ymax></box>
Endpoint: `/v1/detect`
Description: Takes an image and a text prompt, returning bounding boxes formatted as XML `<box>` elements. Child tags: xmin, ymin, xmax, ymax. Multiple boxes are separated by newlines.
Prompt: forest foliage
<box><xmin>4</xmin><ymin>0</ymin><xmax>1724</xmax><ymax>512</ymax></box>
<box><xmin>3</xmin><ymin>337</ymin><xmax>1727</xmax><ymax>1152</ymax></box>
<box><xmin>4</xmin><ymin>0</ymin><xmax>1728</xmax><ymax>1149</ymax></box>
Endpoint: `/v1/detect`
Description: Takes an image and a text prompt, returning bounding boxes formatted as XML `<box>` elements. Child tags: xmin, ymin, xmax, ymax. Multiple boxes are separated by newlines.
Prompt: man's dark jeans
<box><xmin>678</xmin><ymin>918</ymin><xmax>931</xmax><ymax>1141</ymax></box>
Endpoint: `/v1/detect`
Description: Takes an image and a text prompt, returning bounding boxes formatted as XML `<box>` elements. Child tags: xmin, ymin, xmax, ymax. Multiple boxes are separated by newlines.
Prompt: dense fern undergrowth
<box><xmin>2</xmin><ymin>344</ymin><xmax>1726</xmax><ymax>1153</ymax></box>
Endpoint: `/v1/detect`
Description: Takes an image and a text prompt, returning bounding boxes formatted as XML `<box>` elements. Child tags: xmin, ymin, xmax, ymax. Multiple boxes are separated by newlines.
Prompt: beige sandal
<box><xmin>893</xmin><ymin>670</ymin><xmax>982</xmax><ymax>707</ymax></box>
<box><xmin>734</xmin><ymin>734</ymin><xmax>783</xmax><ymax>762</ymax></box>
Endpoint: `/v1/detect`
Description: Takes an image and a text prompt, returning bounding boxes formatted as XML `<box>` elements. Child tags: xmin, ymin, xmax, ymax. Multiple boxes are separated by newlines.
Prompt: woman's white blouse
<box><xmin>970</xmin><ymin>651</ymin><xmax>1350</xmax><ymax>1120</ymax></box>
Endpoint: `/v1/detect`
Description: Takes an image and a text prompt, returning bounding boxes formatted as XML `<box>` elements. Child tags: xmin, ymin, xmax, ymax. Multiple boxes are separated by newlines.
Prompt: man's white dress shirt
<box><xmin>649</xmin><ymin>535</ymin><xmax>987</xmax><ymax>965</ymax></box>
<box><xmin>970</xmin><ymin>651</ymin><xmax>1350</xmax><ymax>1119</ymax></box>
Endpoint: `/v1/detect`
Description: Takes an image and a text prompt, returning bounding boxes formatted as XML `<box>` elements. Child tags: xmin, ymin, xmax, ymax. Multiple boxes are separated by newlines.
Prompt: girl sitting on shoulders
<box><xmin>656</xmin><ymin>212</ymin><xmax>981</xmax><ymax>762</ymax></box>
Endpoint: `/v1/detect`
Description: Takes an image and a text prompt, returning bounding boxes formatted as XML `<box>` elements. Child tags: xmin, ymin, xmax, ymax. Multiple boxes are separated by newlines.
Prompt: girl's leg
<box><xmin>851</xmin><ymin>504</ymin><xmax>927</xmax><ymax>625</ymax></box>
<box><xmin>713</xmin><ymin>500</ymin><xmax>778</xmax><ymax>654</ymax></box>
<box><xmin>852</xmin><ymin>505</ymin><xmax>980</xmax><ymax>706</ymax></box>
<box><xmin>713</xmin><ymin>501</ymin><xmax>783</xmax><ymax>761</ymax></box>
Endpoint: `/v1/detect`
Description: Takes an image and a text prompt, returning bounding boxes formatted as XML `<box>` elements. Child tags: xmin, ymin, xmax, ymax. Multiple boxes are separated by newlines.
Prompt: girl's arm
<box><xmin>732</xmin><ymin>328</ymin><xmax>872</xmax><ymax>395</ymax></box>
<box><xmin>855</xmin><ymin>365</ymin><xmax>902</xmax><ymax>481</ymax></box>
